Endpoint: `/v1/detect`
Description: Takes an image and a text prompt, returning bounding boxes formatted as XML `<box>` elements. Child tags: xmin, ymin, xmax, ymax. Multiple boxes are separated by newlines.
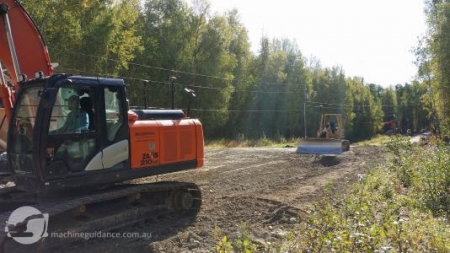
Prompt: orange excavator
<box><xmin>0</xmin><ymin>1</ymin><xmax>204</xmax><ymax>251</ymax></box>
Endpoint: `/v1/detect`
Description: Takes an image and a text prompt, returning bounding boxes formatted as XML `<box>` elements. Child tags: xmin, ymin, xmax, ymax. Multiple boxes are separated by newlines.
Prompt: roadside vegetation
<box><xmin>205</xmin><ymin>134</ymin><xmax>389</xmax><ymax>148</ymax></box>
<box><xmin>358</xmin><ymin>135</ymin><xmax>392</xmax><ymax>146</ymax></box>
<box><xmin>205</xmin><ymin>137</ymin><xmax>297</xmax><ymax>148</ymax></box>
<box><xmin>215</xmin><ymin>138</ymin><xmax>450</xmax><ymax>252</ymax></box>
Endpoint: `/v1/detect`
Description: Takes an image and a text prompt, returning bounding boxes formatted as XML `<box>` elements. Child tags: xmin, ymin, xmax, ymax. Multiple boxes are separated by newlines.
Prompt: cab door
<box><xmin>84</xmin><ymin>86</ymin><xmax>130</xmax><ymax>171</ymax></box>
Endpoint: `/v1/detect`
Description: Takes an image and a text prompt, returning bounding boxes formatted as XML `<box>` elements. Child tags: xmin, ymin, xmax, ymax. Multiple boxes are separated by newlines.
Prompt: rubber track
<box><xmin>0</xmin><ymin>181</ymin><xmax>201</xmax><ymax>253</ymax></box>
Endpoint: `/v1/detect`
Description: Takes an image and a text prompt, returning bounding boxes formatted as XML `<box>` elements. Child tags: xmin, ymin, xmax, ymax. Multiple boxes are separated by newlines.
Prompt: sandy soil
<box><xmin>88</xmin><ymin>144</ymin><xmax>385</xmax><ymax>253</ymax></box>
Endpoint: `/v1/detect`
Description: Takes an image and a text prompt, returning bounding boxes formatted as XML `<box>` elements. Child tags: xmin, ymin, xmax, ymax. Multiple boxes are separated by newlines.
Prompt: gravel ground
<box><xmin>100</xmin><ymin>144</ymin><xmax>387</xmax><ymax>252</ymax></box>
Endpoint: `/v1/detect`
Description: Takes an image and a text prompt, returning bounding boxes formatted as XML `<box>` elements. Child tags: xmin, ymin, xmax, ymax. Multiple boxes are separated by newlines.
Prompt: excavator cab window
<box><xmin>8</xmin><ymin>86</ymin><xmax>40</xmax><ymax>173</ymax></box>
<box><xmin>48</xmin><ymin>87</ymin><xmax>92</xmax><ymax>134</ymax></box>
<box><xmin>46</xmin><ymin>87</ymin><xmax>98</xmax><ymax>172</ymax></box>
<box><xmin>105</xmin><ymin>87</ymin><xmax>124</xmax><ymax>142</ymax></box>
<box><xmin>11</xmin><ymin>89</ymin><xmax>39</xmax><ymax>145</ymax></box>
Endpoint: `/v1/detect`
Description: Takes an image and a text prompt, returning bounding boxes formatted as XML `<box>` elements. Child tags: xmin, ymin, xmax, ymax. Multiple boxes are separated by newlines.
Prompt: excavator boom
<box><xmin>0</xmin><ymin>0</ymin><xmax>53</xmax><ymax>83</ymax></box>
<box><xmin>0</xmin><ymin>0</ymin><xmax>53</xmax><ymax>150</ymax></box>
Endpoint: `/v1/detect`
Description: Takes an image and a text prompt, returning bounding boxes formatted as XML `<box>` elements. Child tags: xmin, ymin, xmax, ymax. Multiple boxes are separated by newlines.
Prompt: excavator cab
<box><xmin>7</xmin><ymin>74</ymin><xmax>129</xmax><ymax>192</ymax></box>
<box><xmin>7</xmin><ymin>74</ymin><xmax>204</xmax><ymax>193</ymax></box>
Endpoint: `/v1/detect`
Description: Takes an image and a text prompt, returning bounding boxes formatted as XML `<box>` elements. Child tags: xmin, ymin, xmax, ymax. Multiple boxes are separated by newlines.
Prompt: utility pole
<box><xmin>303</xmin><ymin>85</ymin><xmax>309</xmax><ymax>138</ymax></box>
<box><xmin>169</xmin><ymin>77</ymin><xmax>176</xmax><ymax>109</ymax></box>
<box><xmin>143</xmin><ymin>80</ymin><xmax>149</xmax><ymax>108</ymax></box>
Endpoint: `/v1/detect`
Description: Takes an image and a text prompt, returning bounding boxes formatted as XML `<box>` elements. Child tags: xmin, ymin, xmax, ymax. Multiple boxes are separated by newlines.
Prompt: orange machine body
<box><xmin>129</xmin><ymin>116</ymin><xmax>204</xmax><ymax>170</ymax></box>
<box><xmin>1</xmin><ymin>0</ymin><xmax>205</xmax><ymax>192</ymax></box>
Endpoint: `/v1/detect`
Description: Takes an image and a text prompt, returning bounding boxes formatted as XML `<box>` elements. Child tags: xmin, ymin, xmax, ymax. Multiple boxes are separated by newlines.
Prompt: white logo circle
<box><xmin>5</xmin><ymin>206</ymin><xmax>49</xmax><ymax>244</ymax></box>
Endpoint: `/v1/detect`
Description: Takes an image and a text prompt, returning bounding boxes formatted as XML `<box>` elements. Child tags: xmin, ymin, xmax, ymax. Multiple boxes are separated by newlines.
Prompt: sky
<box><xmin>207</xmin><ymin>0</ymin><xmax>428</xmax><ymax>87</ymax></box>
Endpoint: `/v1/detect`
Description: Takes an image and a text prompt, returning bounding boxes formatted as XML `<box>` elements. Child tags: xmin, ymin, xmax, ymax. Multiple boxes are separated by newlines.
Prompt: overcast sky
<box><xmin>207</xmin><ymin>0</ymin><xmax>428</xmax><ymax>87</ymax></box>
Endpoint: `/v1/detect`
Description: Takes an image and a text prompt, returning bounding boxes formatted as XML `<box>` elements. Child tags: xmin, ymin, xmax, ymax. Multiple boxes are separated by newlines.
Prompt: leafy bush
<box><xmin>291</xmin><ymin>139</ymin><xmax>450</xmax><ymax>252</ymax></box>
<box><xmin>387</xmin><ymin>137</ymin><xmax>450</xmax><ymax>216</ymax></box>
<box><xmin>214</xmin><ymin>224</ymin><xmax>258</xmax><ymax>253</ymax></box>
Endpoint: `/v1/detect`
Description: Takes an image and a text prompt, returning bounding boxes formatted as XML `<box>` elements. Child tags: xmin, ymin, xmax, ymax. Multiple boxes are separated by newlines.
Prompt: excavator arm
<box><xmin>0</xmin><ymin>0</ymin><xmax>53</xmax><ymax>149</ymax></box>
<box><xmin>0</xmin><ymin>0</ymin><xmax>53</xmax><ymax>81</ymax></box>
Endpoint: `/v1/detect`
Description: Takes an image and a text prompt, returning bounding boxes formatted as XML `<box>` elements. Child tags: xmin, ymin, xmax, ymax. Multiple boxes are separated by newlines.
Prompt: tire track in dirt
<box><xmin>81</xmin><ymin>145</ymin><xmax>386</xmax><ymax>252</ymax></box>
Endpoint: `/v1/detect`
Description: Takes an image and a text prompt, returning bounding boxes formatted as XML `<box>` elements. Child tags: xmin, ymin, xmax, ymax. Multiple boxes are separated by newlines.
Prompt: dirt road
<box><xmin>86</xmin><ymin>144</ymin><xmax>381</xmax><ymax>252</ymax></box>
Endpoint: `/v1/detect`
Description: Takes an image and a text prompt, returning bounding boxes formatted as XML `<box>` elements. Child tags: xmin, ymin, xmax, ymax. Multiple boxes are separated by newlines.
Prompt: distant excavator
<box><xmin>297</xmin><ymin>114</ymin><xmax>350</xmax><ymax>154</ymax></box>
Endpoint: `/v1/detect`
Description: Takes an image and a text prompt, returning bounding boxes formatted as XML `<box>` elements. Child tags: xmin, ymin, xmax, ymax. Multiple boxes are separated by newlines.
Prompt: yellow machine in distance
<box><xmin>297</xmin><ymin>114</ymin><xmax>350</xmax><ymax>155</ymax></box>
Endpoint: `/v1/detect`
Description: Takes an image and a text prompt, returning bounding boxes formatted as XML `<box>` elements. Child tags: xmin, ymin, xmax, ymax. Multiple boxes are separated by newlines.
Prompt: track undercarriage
<box><xmin>0</xmin><ymin>181</ymin><xmax>201</xmax><ymax>253</ymax></box>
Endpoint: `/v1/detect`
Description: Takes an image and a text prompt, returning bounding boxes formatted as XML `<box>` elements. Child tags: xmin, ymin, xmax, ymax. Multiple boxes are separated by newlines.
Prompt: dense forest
<box><xmin>20</xmin><ymin>0</ymin><xmax>448</xmax><ymax>141</ymax></box>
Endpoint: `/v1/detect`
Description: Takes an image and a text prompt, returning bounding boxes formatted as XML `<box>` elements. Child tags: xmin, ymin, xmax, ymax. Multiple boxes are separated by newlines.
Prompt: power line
<box><xmin>60</xmin><ymin>67</ymin><xmax>426</xmax><ymax>110</ymax></box>
<box><xmin>57</xmin><ymin>67</ymin><xmax>422</xmax><ymax>114</ymax></box>
<box><xmin>58</xmin><ymin>60</ymin><xmax>426</xmax><ymax>109</ymax></box>
<box><xmin>57</xmin><ymin>51</ymin><xmax>419</xmax><ymax>100</ymax></box>
<box><xmin>60</xmin><ymin>50</ymin><xmax>234</xmax><ymax>82</ymax></box>
<box><xmin>54</xmin><ymin>49</ymin><xmax>422</xmax><ymax>106</ymax></box>
<box><xmin>191</xmin><ymin>109</ymin><xmax>303</xmax><ymax>113</ymax></box>
<box><xmin>54</xmin><ymin>49</ymin><xmax>310</xmax><ymax>88</ymax></box>
<box><xmin>59</xmin><ymin>66</ymin><xmax>305</xmax><ymax>94</ymax></box>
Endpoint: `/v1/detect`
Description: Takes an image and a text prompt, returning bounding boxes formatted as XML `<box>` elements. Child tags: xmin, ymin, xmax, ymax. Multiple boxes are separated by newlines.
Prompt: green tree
<box><xmin>22</xmin><ymin>0</ymin><xmax>142</xmax><ymax>77</ymax></box>
<box><xmin>346</xmin><ymin>77</ymin><xmax>383</xmax><ymax>140</ymax></box>
<box><xmin>395</xmin><ymin>83</ymin><xmax>430</xmax><ymax>133</ymax></box>
<box><xmin>414</xmin><ymin>35</ymin><xmax>440</xmax><ymax>133</ymax></box>
<box><xmin>424</xmin><ymin>0</ymin><xmax>450</xmax><ymax>134</ymax></box>
<box><xmin>220</xmin><ymin>10</ymin><xmax>254</xmax><ymax>138</ymax></box>
<box><xmin>244</xmin><ymin>38</ymin><xmax>309</xmax><ymax>139</ymax></box>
